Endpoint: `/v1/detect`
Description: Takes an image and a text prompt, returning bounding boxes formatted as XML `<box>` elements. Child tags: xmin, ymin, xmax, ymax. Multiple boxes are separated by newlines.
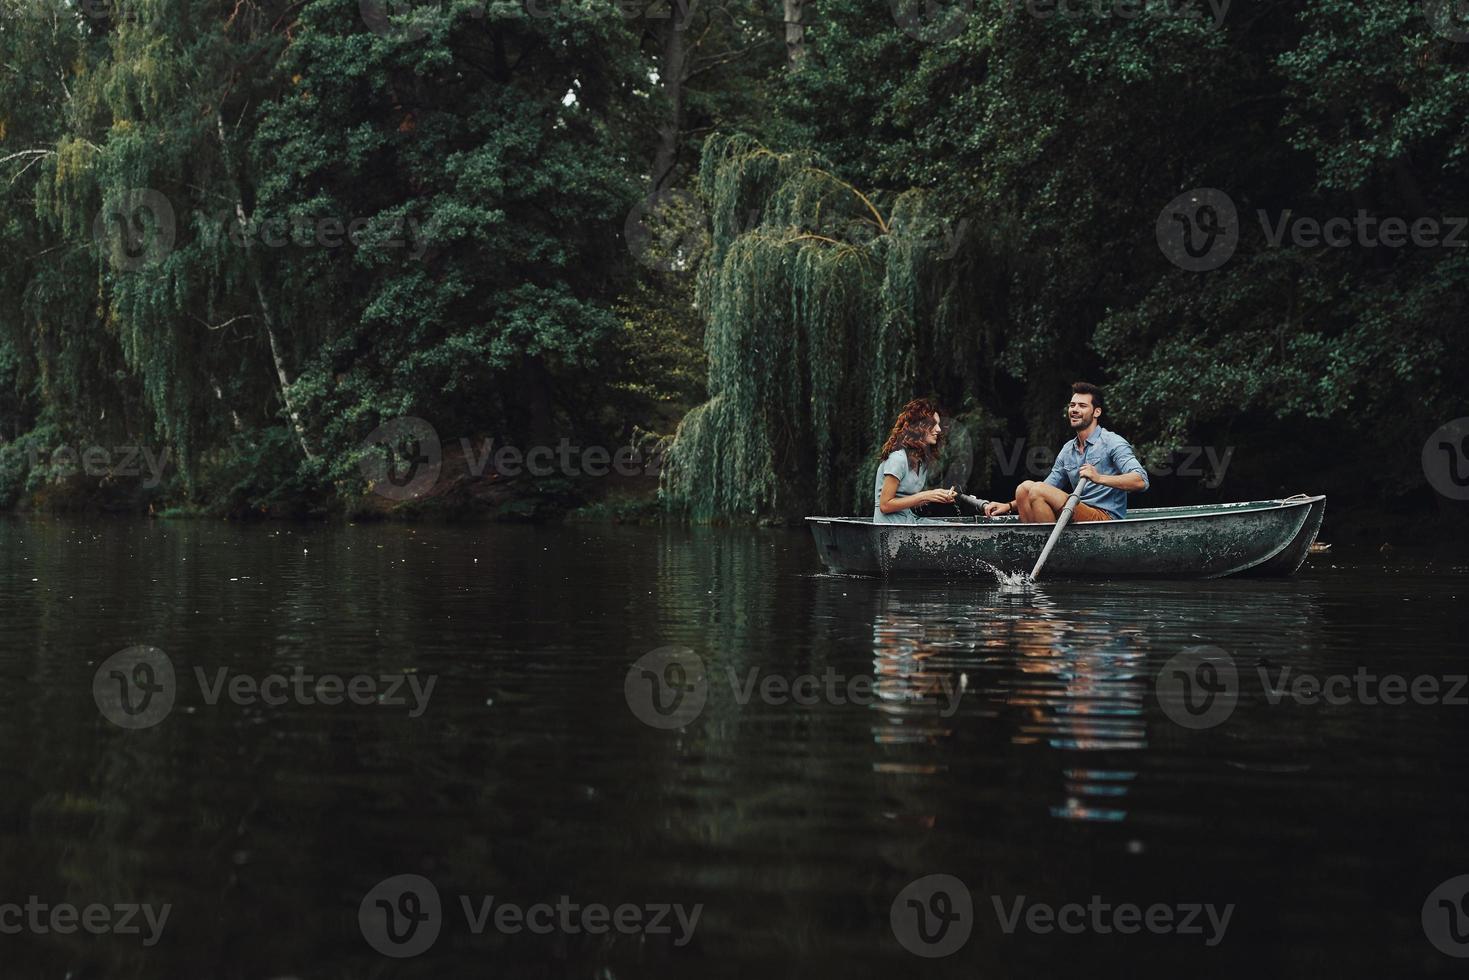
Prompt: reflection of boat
<box><xmin>807</xmin><ymin>496</ymin><xmax>1326</xmax><ymax>579</ymax></box>
<box><xmin>810</xmin><ymin>571</ymin><xmax>1329</xmax><ymax>830</ymax></box>
<box><xmin>861</xmin><ymin>588</ymin><xmax>1148</xmax><ymax>823</ymax></box>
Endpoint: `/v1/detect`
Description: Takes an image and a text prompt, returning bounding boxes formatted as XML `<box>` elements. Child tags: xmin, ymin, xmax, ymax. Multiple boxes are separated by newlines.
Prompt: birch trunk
<box><xmin>784</xmin><ymin>0</ymin><xmax>805</xmax><ymax>70</ymax></box>
<box><xmin>215</xmin><ymin>112</ymin><xmax>316</xmax><ymax>460</ymax></box>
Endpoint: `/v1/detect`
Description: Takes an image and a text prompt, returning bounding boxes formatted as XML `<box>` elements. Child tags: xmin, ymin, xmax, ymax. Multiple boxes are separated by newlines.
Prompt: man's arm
<box><xmin>1043</xmin><ymin>450</ymin><xmax>1069</xmax><ymax>491</ymax></box>
<box><xmin>1079</xmin><ymin>438</ymin><xmax>1149</xmax><ymax>492</ymax></box>
<box><xmin>1081</xmin><ymin>468</ymin><xmax>1146</xmax><ymax>491</ymax></box>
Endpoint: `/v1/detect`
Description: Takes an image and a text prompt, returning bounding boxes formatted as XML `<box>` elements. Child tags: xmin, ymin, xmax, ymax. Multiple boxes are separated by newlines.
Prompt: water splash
<box><xmin>994</xmin><ymin>569</ymin><xmax>1034</xmax><ymax>591</ymax></box>
<box><xmin>971</xmin><ymin>559</ymin><xmax>1034</xmax><ymax>591</ymax></box>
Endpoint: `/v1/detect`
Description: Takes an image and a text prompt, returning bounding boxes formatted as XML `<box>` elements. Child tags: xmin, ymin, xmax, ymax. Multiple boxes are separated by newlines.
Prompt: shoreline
<box><xmin>4</xmin><ymin>493</ymin><xmax>1465</xmax><ymax>551</ymax></box>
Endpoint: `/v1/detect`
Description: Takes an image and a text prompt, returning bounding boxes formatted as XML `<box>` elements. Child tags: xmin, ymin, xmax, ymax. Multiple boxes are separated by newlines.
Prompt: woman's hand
<box><xmin>922</xmin><ymin>488</ymin><xmax>957</xmax><ymax>505</ymax></box>
<box><xmin>983</xmin><ymin>500</ymin><xmax>1012</xmax><ymax>517</ymax></box>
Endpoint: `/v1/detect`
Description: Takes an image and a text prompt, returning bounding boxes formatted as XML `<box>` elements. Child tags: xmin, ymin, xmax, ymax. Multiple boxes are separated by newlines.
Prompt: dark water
<box><xmin>1</xmin><ymin>517</ymin><xmax>1467</xmax><ymax>978</ymax></box>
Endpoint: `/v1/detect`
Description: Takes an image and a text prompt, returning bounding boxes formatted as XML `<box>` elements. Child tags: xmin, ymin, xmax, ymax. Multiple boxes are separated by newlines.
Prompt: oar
<box><xmin>1030</xmin><ymin>477</ymin><xmax>1089</xmax><ymax>579</ymax></box>
<box><xmin>955</xmin><ymin>491</ymin><xmax>990</xmax><ymax>516</ymax></box>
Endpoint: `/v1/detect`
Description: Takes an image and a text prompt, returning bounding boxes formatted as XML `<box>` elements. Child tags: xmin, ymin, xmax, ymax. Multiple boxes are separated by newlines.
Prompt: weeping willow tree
<box><xmin>661</xmin><ymin>133</ymin><xmax>1002</xmax><ymax>522</ymax></box>
<box><xmin>20</xmin><ymin>0</ymin><xmax>305</xmax><ymax>497</ymax></box>
<box><xmin>7</xmin><ymin>0</ymin><xmax>658</xmax><ymax>513</ymax></box>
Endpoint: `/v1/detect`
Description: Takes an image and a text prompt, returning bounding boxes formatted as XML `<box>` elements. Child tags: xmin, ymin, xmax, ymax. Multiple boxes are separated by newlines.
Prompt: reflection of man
<box><xmin>985</xmin><ymin>382</ymin><xmax>1148</xmax><ymax>522</ymax></box>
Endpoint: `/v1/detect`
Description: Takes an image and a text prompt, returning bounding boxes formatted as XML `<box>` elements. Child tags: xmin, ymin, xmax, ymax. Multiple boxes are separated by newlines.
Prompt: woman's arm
<box><xmin>879</xmin><ymin>475</ymin><xmax>954</xmax><ymax>514</ymax></box>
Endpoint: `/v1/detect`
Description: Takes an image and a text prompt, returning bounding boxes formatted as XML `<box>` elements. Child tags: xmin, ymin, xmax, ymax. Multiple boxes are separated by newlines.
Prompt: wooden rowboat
<box><xmin>807</xmin><ymin>495</ymin><xmax>1326</xmax><ymax>579</ymax></box>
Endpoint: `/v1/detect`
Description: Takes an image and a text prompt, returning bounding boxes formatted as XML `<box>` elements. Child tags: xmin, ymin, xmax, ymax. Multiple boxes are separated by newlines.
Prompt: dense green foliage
<box><xmin>668</xmin><ymin>0</ymin><xmax>1469</xmax><ymax>521</ymax></box>
<box><xmin>660</xmin><ymin>133</ymin><xmax>999</xmax><ymax>518</ymax></box>
<box><xmin>1</xmin><ymin>0</ymin><xmax>1465</xmax><ymax>522</ymax></box>
<box><xmin>1</xmin><ymin>0</ymin><xmax>755</xmax><ymax>513</ymax></box>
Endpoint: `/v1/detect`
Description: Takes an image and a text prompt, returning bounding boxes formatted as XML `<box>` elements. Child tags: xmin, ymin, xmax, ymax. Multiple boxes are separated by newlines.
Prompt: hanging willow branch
<box><xmin>661</xmin><ymin>133</ymin><xmax>987</xmax><ymax>522</ymax></box>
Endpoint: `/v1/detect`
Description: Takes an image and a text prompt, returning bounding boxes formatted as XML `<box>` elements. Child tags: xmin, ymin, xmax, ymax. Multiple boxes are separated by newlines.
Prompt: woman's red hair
<box><xmin>878</xmin><ymin>398</ymin><xmax>943</xmax><ymax>470</ymax></box>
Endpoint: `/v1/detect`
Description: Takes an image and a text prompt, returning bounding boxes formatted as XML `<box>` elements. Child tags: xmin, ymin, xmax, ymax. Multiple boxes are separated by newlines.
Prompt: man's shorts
<box><xmin>1072</xmin><ymin>502</ymin><xmax>1115</xmax><ymax>522</ymax></box>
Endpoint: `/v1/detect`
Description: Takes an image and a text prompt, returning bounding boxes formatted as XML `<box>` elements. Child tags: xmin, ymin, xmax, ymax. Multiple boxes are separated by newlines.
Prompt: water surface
<box><xmin>1</xmin><ymin>518</ymin><xmax>1465</xmax><ymax>977</ymax></box>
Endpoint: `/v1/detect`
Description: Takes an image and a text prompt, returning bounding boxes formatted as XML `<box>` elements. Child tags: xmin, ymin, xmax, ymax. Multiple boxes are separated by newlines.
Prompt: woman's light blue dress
<box><xmin>872</xmin><ymin>449</ymin><xmax>929</xmax><ymax>524</ymax></box>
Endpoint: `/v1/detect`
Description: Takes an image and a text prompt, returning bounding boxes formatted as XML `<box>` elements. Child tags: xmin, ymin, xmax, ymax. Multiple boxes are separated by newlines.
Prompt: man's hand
<box><xmin>1078</xmin><ymin>464</ymin><xmax>1145</xmax><ymax>492</ymax></box>
<box><xmin>983</xmin><ymin>501</ymin><xmax>1012</xmax><ymax>517</ymax></box>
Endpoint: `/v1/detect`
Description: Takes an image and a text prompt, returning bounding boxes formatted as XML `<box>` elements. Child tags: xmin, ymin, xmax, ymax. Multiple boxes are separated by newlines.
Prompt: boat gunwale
<box><xmin>804</xmin><ymin>495</ymin><xmax>1325</xmax><ymax>530</ymax></box>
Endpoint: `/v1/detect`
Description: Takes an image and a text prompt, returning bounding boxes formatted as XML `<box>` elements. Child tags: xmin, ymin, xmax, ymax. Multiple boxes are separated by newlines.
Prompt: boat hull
<box><xmin>807</xmin><ymin>496</ymin><xmax>1326</xmax><ymax>579</ymax></box>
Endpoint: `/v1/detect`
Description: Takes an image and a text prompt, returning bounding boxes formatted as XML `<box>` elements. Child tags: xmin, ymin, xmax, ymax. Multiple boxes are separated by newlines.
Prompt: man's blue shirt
<box><xmin>1043</xmin><ymin>425</ymin><xmax>1149</xmax><ymax>518</ymax></box>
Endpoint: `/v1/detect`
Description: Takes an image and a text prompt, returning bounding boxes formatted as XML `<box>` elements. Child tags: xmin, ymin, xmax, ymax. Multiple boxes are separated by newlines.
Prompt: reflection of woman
<box><xmin>873</xmin><ymin>398</ymin><xmax>956</xmax><ymax>524</ymax></box>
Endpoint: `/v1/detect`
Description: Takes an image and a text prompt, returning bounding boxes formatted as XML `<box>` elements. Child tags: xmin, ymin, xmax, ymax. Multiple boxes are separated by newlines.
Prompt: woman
<box><xmin>873</xmin><ymin>398</ymin><xmax>957</xmax><ymax>523</ymax></box>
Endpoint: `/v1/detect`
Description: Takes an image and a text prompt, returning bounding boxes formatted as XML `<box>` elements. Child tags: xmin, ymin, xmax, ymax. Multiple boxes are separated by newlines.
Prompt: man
<box><xmin>984</xmin><ymin>382</ymin><xmax>1148</xmax><ymax>522</ymax></box>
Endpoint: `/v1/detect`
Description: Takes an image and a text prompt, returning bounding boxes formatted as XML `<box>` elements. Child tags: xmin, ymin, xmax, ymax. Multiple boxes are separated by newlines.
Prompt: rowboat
<box><xmin>806</xmin><ymin>495</ymin><xmax>1326</xmax><ymax>579</ymax></box>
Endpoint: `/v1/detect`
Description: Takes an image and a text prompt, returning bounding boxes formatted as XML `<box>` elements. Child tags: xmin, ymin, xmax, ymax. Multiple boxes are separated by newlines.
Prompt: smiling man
<box><xmin>985</xmin><ymin>382</ymin><xmax>1149</xmax><ymax>523</ymax></box>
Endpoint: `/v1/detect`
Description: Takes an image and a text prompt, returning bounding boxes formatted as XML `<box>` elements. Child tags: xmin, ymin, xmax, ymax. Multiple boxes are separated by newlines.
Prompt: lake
<box><xmin>1</xmin><ymin>517</ymin><xmax>1466</xmax><ymax>977</ymax></box>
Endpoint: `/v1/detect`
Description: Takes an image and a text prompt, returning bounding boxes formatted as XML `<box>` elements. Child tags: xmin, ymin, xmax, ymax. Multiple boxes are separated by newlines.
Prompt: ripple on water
<box><xmin>1</xmin><ymin>522</ymin><xmax>1466</xmax><ymax>977</ymax></box>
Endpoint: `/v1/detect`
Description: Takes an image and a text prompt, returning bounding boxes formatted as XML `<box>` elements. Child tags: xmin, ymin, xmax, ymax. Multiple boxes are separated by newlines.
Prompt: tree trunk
<box><xmin>215</xmin><ymin>111</ymin><xmax>316</xmax><ymax>460</ymax></box>
<box><xmin>784</xmin><ymin>0</ymin><xmax>805</xmax><ymax>70</ymax></box>
<box><xmin>649</xmin><ymin>12</ymin><xmax>689</xmax><ymax>194</ymax></box>
<box><xmin>254</xmin><ymin>269</ymin><xmax>317</xmax><ymax>461</ymax></box>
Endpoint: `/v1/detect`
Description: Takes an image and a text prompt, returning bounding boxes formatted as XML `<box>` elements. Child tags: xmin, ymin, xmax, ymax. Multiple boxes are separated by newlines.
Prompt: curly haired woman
<box><xmin>872</xmin><ymin>398</ymin><xmax>957</xmax><ymax>524</ymax></box>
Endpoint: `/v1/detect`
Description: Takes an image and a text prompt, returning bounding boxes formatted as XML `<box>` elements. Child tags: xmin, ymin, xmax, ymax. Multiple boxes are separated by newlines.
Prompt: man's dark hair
<box><xmin>1071</xmin><ymin>381</ymin><xmax>1104</xmax><ymax>414</ymax></box>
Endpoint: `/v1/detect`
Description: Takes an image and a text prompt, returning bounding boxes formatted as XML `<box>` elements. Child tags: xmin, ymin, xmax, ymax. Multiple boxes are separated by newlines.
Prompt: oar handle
<box><xmin>1030</xmin><ymin>477</ymin><xmax>1090</xmax><ymax>579</ymax></box>
<box><xmin>955</xmin><ymin>491</ymin><xmax>990</xmax><ymax>515</ymax></box>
